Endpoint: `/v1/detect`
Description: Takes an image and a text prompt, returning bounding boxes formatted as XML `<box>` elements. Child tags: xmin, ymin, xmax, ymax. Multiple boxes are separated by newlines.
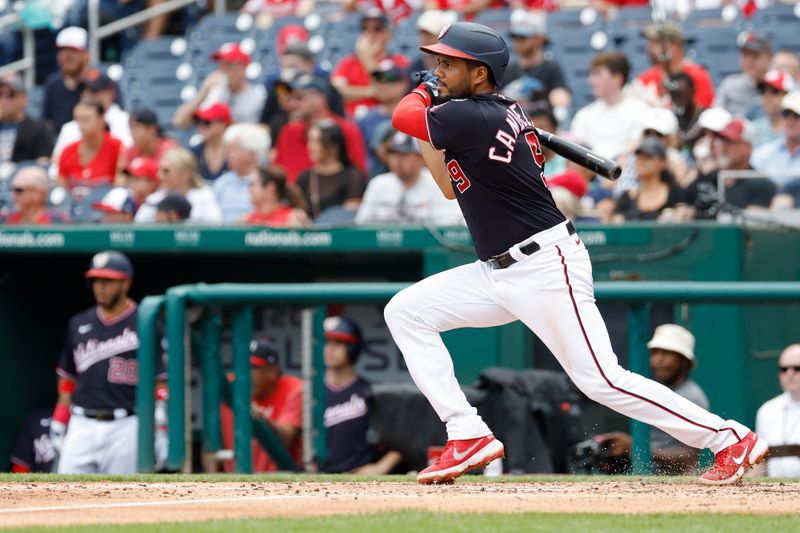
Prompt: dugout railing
<box><xmin>136</xmin><ymin>281</ymin><xmax>800</xmax><ymax>475</ymax></box>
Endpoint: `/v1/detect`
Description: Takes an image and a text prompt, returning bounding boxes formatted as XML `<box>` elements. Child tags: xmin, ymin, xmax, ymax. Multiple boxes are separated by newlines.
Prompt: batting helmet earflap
<box><xmin>323</xmin><ymin>316</ymin><xmax>363</xmax><ymax>364</ymax></box>
<box><xmin>420</xmin><ymin>22</ymin><xmax>510</xmax><ymax>86</ymax></box>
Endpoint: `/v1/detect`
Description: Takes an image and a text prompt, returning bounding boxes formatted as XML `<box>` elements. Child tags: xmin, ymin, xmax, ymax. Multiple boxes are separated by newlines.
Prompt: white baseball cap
<box><xmin>647</xmin><ymin>324</ymin><xmax>696</xmax><ymax>367</ymax></box>
<box><xmin>642</xmin><ymin>107</ymin><xmax>678</xmax><ymax>136</ymax></box>
<box><xmin>416</xmin><ymin>10</ymin><xmax>455</xmax><ymax>36</ymax></box>
<box><xmin>782</xmin><ymin>91</ymin><xmax>800</xmax><ymax>116</ymax></box>
<box><xmin>56</xmin><ymin>26</ymin><xmax>88</xmax><ymax>51</ymax></box>
<box><xmin>697</xmin><ymin>107</ymin><xmax>733</xmax><ymax>133</ymax></box>
<box><xmin>510</xmin><ymin>9</ymin><xmax>547</xmax><ymax>38</ymax></box>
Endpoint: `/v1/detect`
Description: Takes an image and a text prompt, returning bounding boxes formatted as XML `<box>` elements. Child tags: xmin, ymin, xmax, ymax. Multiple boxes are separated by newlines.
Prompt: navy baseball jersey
<box><xmin>10</xmin><ymin>408</ymin><xmax>55</xmax><ymax>473</ymax></box>
<box><xmin>319</xmin><ymin>376</ymin><xmax>375</xmax><ymax>473</ymax></box>
<box><xmin>426</xmin><ymin>93</ymin><xmax>565</xmax><ymax>260</ymax></box>
<box><xmin>57</xmin><ymin>303</ymin><xmax>140</xmax><ymax>412</ymax></box>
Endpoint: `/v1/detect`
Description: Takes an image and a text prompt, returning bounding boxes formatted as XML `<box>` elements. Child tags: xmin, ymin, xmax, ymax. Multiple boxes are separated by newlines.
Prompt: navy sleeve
<box><xmin>57</xmin><ymin>321</ymin><xmax>77</xmax><ymax>379</ymax></box>
<box><xmin>425</xmin><ymin>99</ymin><xmax>483</xmax><ymax>152</ymax></box>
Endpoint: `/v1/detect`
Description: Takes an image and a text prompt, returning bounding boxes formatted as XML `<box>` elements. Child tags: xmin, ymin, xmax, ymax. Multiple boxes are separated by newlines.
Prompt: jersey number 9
<box><xmin>447</xmin><ymin>160</ymin><xmax>471</xmax><ymax>193</ymax></box>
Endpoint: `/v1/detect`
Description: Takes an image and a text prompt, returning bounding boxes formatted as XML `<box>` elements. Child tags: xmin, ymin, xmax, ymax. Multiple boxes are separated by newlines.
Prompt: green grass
<box><xmin>7</xmin><ymin>511</ymin><xmax>800</xmax><ymax>533</ymax></box>
<box><xmin>0</xmin><ymin>473</ymin><xmax>797</xmax><ymax>484</ymax></box>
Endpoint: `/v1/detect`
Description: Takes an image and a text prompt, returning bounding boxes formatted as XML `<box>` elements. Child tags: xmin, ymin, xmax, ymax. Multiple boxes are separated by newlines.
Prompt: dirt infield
<box><xmin>0</xmin><ymin>480</ymin><xmax>798</xmax><ymax>528</ymax></box>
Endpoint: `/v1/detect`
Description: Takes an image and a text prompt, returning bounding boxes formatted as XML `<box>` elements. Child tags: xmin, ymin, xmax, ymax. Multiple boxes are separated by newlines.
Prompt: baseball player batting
<box><xmin>385</xmin><ymin>22</ymin><xmax>767</xmax><ymax>485</ymax></box>
<box><xmin>51</xmin><ymin>251</ymin><xmax>155</xmax><ymax>474</ymax></box>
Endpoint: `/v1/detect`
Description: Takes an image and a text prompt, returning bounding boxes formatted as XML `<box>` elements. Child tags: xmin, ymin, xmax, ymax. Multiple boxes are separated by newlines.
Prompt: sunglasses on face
<box><xmin>11</xmin><ymin>187</ymin><xmax>27</xmax><ymax>194</ymax></box>
<box><xmin>375</xmin><ymin>73</ymin><xmax>402</xmax><ymax>83</ymax></box>
<box><xmin>779</xmin><ymin>365</ymin><xmax>800</xmax><ymax>373</ymax></box>
<box><xmin>782</xmin><ymin>109</ymin><xmax>800</xmax><ymax>119</ymax></box>
<box><xmin>761</xmin><ymin>86</ymin><xmax>783</xmax><ymax>96</ymax></box>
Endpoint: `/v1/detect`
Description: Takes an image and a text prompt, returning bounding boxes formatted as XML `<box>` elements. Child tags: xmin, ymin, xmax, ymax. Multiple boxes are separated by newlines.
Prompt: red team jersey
<box><xmin>220</xmin><ymin>374</ymin><xmax>303</xmax><ymax>472</ymax></box>
<box><xmin>331</xmin><ymin>54</ymin><xmax>410</xmax><ymax>117</ymax></box>
<box><xmin>58</xmin><ymin>132</ymin><xmax>123</xmax><ymax>190</ymax></box>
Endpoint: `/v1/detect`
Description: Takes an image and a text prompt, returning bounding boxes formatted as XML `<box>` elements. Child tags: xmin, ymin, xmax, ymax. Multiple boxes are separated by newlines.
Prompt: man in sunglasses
<box><xmin>751</xmin><ymin>70</ymin><xmax>795</xmax><ymax>149</ymax></box>
<box><xmin>751</xmin><ymin>91</ymin><xmax>800</xmax><ymax>188</ymax></box>
<box><xmin>754</xmin><ymin>344</ymin><xmax>800</xmax><ymax>477</ymax></box>
<box><xmin>1</xmin><ymin>166</ymin><xmax>68</xmax><ymax>224</ymax></box>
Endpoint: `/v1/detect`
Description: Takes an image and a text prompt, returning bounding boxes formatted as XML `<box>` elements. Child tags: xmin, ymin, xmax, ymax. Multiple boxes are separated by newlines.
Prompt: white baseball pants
<box><xmin>384</xmin><ymin>221</ymin><xmax>749</xmax><ymax>453</ymax></box>
<box><xmin>58</xmin><ymin>414</ymin><xmax>138</xmax><ymax>474</ymax></box>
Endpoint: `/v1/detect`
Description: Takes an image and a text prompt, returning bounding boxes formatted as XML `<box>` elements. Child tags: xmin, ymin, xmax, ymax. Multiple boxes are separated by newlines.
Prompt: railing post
<box><xmin>627</xmin><ymin>303</ymin><xmax>652</xmax><ymax>475</ymax></box>
<box><xmin>88</xmin><ymin>0</ymin><xmax>100</xmax><ymax>65</ymax></box>
<box><xmin>165</xmin><ymin>285</ymin><xmax>191</xmax><ymax>471</ymax></box>
<box><xmin>200</xmin><ymin>310</ymin><xmax>222</xmax><ymax>454</ymax></box>
<box><xmin>135</xmin><ymin>295</ymin><xmax>164</xmax><ymax>472</ymax></box>
<box><xmin>312</xmin><ymin>305</ymin><xmax>328</xmax><ymax>467</ymax></box>
<box><xmin>231</xmin><ymin>305</ymin><xmax>253</xmax><ymax>473</ymax></box>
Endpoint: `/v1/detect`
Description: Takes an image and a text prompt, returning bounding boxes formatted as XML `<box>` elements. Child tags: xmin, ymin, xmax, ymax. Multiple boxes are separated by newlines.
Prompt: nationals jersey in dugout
<box><xmin>57</xmin><ymin>302</ymin><xmax>140</xmax><ymax>412</ymax></box>
<box><xmin>424</xmin><ymin>94</ymin><xmax>565</xmax><ymax>260</ymax></box>
<box><xmin>320</xmin><ymin>376</ymin><xmax>375</xmax><ymax>473</ymax></box>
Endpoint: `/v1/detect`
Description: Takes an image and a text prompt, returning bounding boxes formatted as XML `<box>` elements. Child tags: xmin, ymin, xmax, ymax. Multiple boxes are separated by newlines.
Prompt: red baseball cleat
<box><xmin>417</xmin><ymin>435</ymin><xmax>505</xmax><ymax>484</ymax></box>
<box><xmin>699</xmin><ymin>431</ymin><xmax>769</xmax><ymax>485</ymax></box>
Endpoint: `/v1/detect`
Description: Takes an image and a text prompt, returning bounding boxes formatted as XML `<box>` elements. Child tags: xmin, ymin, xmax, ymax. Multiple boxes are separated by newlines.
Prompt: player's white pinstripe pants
<box><xmin>384</xmin><ymin>221</ymin><xmax>749</xmax><ymax>453</ymax></box>
<box><xmin>58</xmin><ymin>414</ymin><xmax>138</xmax><ymax>474</ymax></box>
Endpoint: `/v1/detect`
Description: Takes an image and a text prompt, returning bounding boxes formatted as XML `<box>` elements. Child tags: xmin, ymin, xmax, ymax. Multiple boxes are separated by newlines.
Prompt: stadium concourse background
<box><xmin>0</xmin><ymin>223</ymin><xmax>799</xmax><ymax>470</ymax></box>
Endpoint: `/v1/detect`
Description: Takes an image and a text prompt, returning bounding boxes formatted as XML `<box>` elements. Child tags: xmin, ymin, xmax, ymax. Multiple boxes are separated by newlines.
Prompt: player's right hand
<box><xmin>50</xmin><ymin>420</ymin><xmax>67</xmax><ymax>454</ymax></box>
<box><xmin>411</xmin><ymin>70</ymin><xmax>441</xmax><ymax>106</ymax></box>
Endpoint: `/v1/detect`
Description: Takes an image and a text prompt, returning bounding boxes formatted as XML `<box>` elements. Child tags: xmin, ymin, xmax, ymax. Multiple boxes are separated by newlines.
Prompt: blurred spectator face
<box><xmin>361</xmin><ymin>18</ymin><xmax>391</xmax><ymax>50</ymax></box>
<box><xmin>778</xmin><ymin>345</ymin><xmax>800</xmax><ymax>396</ymax></box>
<box><xmin>0</xmin><ymin>86</ymin><xmax>26</xmax><ymax>121</ymax></box>
<box><xmin>588</xmin><ymin>66</ymin><xmax>618</xmax><ymax>100</ymax></box>
<box><xmin>740</xmin><ymin>49</ymin><xmax>771</xmax><ymax>81</ymax></box>
<box><xmin>74</xmin><ymin>102</ymin><xmax>105</xmax><ymax>139</ymax></box>
<box><xmin>511</xmin><ymin>35</ymin><xmax>546</xmax><ymax>57</ymax></box>
<box><xmin>296</xmin><ymin>89</ymin><xmax>326</xmax><ymax>121</ymax></box>
<box><xmin>248</xmin><ymin>177</ymin><xmax>268</xmax><ymax>207</ymax></box>
<box><xmin>771</xmin><ymin>51</ymin><xmax>800</xmax><ymax>80</ymax></box>
<box><xmin>158</xmin><ymin>160</ymin><xmax>189</xmax><ymax>191</ymax></box>
<box><xmin>252</xmin><ymin>363</ymin><xmax>280</xmax><ymax>399</ymax></box>
<box><xmin>670</xmin><ymin>76</ymin><xmax>695</xmax><ymax>111</ymax></box>
<box><xmin>130</xmin><ymin>119</ymin><xmax>158</xmax><ymax>148</ymax></box>
<box><xmin>154</xmin><ymin>209</ymin><xmax>181</xmax><ymax>223</ymax></box>
<box><xmin>128</xmin><ymin>175</ymin><xmax>158</xmax><ymax>204</ymax></box>
<box><xmin>102</xmin><ymin>210</ymin><xmax>133</xmax><ymax>223</ymax></box>
<box><xmin>634</xmin><ymin>152</ymin><xmax>666</xmax><ymax>179</ymax></box>
<box><xmin>761</xmin><ymin>85</ymin><xmax>786</xmax><ymax>116</ymax></box>
<box><xmin>307</xmin><ymin>125</ymin><xmax>329</xmax><ymax>164</ymax></box>
<box><xmin>388</xmin><ymin>151</ymin><xmax>424</xmax><ymax>182</ymax></box>
<box><xmin>11</xmin><ymin>167</ymin><xmax>48</xmax><ymax>211</ymax></box>
<box><xmin>225</xmin><ymin>140</ymin><xmax>257</xmax><ymax>174</ymax></box>
<box><xmin>218</xmin><ymin>60</ymin><xmax>247</xmax><ymax>89</ymax></box>
<box><xmin>783</xmin><ymin>108</ymin><xmax>800</xmax><ymax>143</ymax></box>
<box><xmin>649</xmin><ymin>348</ymin><xmax>688</xmax><ymax>386</ymax></box>
<box><xmin>57</xmin><ymin>47</ymin><xmax>87</xmax><ymax>78</ymax></box>
<box><xmin>323</xmin><ymin>339</ymin><xmax>350</xmax><ymax>369</ymax></box>
<box><xmin>646</xmin><ymin>39</ymin><xmax>681</xmax><ymax>65</ymax></box>
<box><xmin>375</xmin><ymin>76</ymin><xmax>409</xmax><ymax>105</ymax></box>
<box><xmin>716</xmin><ymin>136</ymin><xmax>751</xmax><ymax>169</ymax></box>
<box><xmin>196</xmin><ymin>118</ymin><xmax>227</xmax><ymax>142</ymax></box>
<box><xmin>280</xmin><ymin>53</ymin><xmax>314</xmax><ymax>78</ymax></box>
<box><xmin>82</xmin><ymin>85</ymin><xmax>115</xmax><ymax>111</ymax></box>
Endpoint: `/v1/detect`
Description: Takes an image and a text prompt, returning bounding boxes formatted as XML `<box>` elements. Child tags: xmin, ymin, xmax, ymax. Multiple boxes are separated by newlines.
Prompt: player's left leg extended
<box><xmin>493</xmin><ymin>232</ymin><xmax>766</xmax><ymax>484</ymax></box>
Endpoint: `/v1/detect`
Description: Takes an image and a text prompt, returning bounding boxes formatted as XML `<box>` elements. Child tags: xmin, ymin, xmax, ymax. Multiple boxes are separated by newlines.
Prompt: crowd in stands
<box><xmin>1</xmin><ymin>2</ymin><xmax>800</xmax><ymax>227</ymax></box>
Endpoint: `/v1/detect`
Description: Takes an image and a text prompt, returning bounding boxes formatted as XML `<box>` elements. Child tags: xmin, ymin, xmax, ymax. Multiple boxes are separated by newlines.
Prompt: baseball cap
<box><xmin>387</xmin><ymin>131</ymin><xmax>420</xmax><ymax>154</ymax></box>
<box><xmin>361</xmin><ymin>6</ymin><xmax>388</xmax><ymax>28</ymax></box>
<box><xmin>546</xmin><ymin>171</ymin><xmax>588</xmax><ymax>198</ymax></box>
<box><xmin>635</xmin><ymin>137</ymin><xmax>667</xmax><ymax>159</ymax></box>
<box><xmin>0</xmin><ymin>73</ymin><xmax>25</xmax><ymax>93</ymax></box>
<box><xmin>697</xmin><ymin>107</ymin><xmax>733</xmax><ymax>133</ymax></box>
<box><xmin>717</xmin><ymin>118</ymin><xmax>754</xmax><ymax>144</ymax></box>
<box><xmin>193</xmin><ymin>102</ymin><xmax>232</xmax><ymax>124</ymax></box>
<box><xmin>781</xmin><ymin>91</ymin><xmax>800</xmax><ymax>116</ymax></box>
<box><xmin>759</xmin><ymin>70</ymin><xmax>796</xmax><ymax>93</ymax></box>
<box><xmin>155</xmin><ymin>192</ymin><xmax>192</xmax><ymax>220</ymax></box>
<box><xmin>642</xmin><ymin>107</ymin><xmax>678</xmax><ymax>136</ymax></box>
<box><xmin>250</xmin><ymin>337</ymin><xmax>280</xmax><ymax>367</ymax></box>
<box><xmin>277</xmin><ymin>24</ymin><xmax>310</xmax><ymax>56</ymax></box>
<box><xmin>130</xmin><ymin>108</ymin><xmax>160</xmax><ymax>128</ymax></box>
<box><xmin>416</xmin><ymin>10</ymin><xmax>451</xmax><ymax>36</ymax></box>
<box><xmin>737</xmin><ymin>31</ymin><xmax>771</xmax><ymax>54</ymax></box>
<box><xmin>641</xmin><ymin>22</ymin><xmax>684</xmax><ymax>42</ymax></box>
<box><xmin>647</xmin><ymin>324</ymin><xmax>696</xmax><ymax>367</ymax></box>
<box><xmin>125</xmin><ymin>157</ymin><xmax>159</xmax><ymax>182</ymax></box>
<box><xmin>56</xmin><ymin>26</ymin><xmax>88</xmax><ymax>51</ymax></box>
<box><xmin>509</xmin><ymin>10</ymin><xmax>547</xmax><ymax>38</ymax></box>
<box><xmin>291</xmin><ymin>74</ymin><xmax>328</xmax><ymax>94</ymax></box>
<box><xmin>85</xmin><ymin>250</ymin><xmax>134</xmax><ymax>280</ymax></box>
<box><xmin>92</xmin><ymin>187</ymin><xmax>137</xmax><ymax>216</ymax></box>
<box><xmin>372</xmin><ymin>58</ymin><xmax>409</xmax><ymax>83</ymax></box>
<box><xmin>211</xmin><ymin>42</ymin><xmax>250</xmax><ymax>65</ymax></box>
<box><xmin>84</xmin><ymin>69</ymin><xmax>115</xmax><ymax>92</ymax></box>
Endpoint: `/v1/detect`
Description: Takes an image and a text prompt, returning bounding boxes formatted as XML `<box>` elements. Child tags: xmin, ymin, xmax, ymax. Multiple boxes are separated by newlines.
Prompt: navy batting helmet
<box><xmin>323</xmin><ymin>316</ymin><xmax>363</xmax><ymax>364</ymax></box>
<box><xmin>420</xmin><ymin>22</ymin><xmax>510</xmax><ymax>86</ymax></box>
<box><xmin>85</xmin><ymin>250</ymin><xmax>133</xmax><ymax>280</ymax></box>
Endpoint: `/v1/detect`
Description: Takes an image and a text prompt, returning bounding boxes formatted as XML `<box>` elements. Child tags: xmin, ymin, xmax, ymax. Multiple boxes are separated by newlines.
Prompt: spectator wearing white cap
<box><xmin>751</xmin><ymin>91</ymin><xmax>800</xmax><ymax>187</ymax></box>
<box><xmin>688</xmin><ymin>107</ymin><xmax>733</xmax><ymax>180</ymax></box>
<box><xmin>503</xmin><ymin>10</ymin><xmax>571</xmax><ymax>118</ymax></box>
<box><xmin>714</xmin><ymin>32</ymin><xmax>772</xmax><ymax>118</ymax></box>
<box><xmin>409</xmin><ymin>10</ymin><xmax>458</xmax><ymax>74</ymax></box>
<box><xmin>596</xmin><ymin>324</ymin><xmax>709</xmax><ymax>476</ymax></box>
<box><xmin>751</xmin><ymin>70</ymin><xmax>796</xmax><ymax>149</ymax></box>
<box><xmin>684</xmin><ymin>118</ymin><xmax>775</xmax><ymax>219</ymax></box>
<box><xmin>42</xmin><ymin>27</ymin><xmax>91</xmax><ymax>136</ymax></box>
<box><xmin>91</xmin><ymin>187</ymin><xmax>137</xmax><ymax>223</ymax></box>
<box><xmin>173</xmin><ymin>43</ymin><xmax>266</xmax><ymax>129</ymax></box>
<box><xmin>356</xmin><ymin>130</ymin><xmax>463</xmax><ymax>226</ymax></box>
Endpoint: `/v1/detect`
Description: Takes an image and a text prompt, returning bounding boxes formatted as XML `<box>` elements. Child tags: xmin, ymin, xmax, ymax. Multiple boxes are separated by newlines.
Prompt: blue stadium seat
<box><xmin>767</xmin><ymin>26</ymin><xmax>800</xmax><ymax>54</ymax></box>
<box><xmin>605</xmin><ymin>6</ymin><xmax>653</xmax><ymax>40</ymax></box>
<box><xmin>474</xmin><ymin>7</ymin><xmax>512</xmax><ymax>34</ymax></box>
<box><xmin>547</xmin><ymin>8</ymin><xmax>604</xmax><ymax>33</ymax></box>
<box><xmin>752</xmin><ymin>4</ymin><xmax>800</xmax><ymax>28</ymax></box>
<box><xmin>684</xmin><ymin>7</ymin><xmax>738</xmax><ymax>29</ymax></box>
<box><xmin>69</xmin><ymin>185</ymin><xmax>113</xmax><ymax>224</ymax></box>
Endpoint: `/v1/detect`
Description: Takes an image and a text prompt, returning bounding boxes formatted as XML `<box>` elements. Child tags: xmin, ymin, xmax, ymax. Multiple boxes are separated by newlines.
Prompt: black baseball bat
<box><xmin>535</xmin><ymin>128</ymin><xmax>622</xmax><ymax>181</ymax></box>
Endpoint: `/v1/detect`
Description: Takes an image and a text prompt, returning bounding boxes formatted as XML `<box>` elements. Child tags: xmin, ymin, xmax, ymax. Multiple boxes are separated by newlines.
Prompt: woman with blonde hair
<box><xmin>134</xmin><ymin>146</ymin><xmax>222</xmax><ymax>224</ymax></box>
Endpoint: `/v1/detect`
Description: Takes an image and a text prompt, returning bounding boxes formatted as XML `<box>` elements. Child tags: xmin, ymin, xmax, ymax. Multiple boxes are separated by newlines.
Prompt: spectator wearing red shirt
<box><xmin>125</xmin><ymin>109</ymin><xmax>176</xmax><ymax>167</ymax></box>
<box><xmin>274</xmin><ymin>75</ymin><xmax>367</xmax><ymax>182</ymax></box>
<box><xmin>635</xmin><ymin>22</ymin><xmax>715</xmax><ymax>109</ymax></box>
<box><xmin>1</xmin><ymin>166</ymin><xmax>68</xmax><ymax>224</ymax></box>
<box><xmin>424</xmin><ymin>0</ymin><xmax>504</xmax><ymax>20</ymax></box>
<box><xmin>241</xmin><ymin>166</ymin><xmax>309</xmax><ymax>226</ymax></box>
<box><xmin>57</xmin><ymin>100</ymin><xmax>124</xmax><ymax>190</ymax></box>
<box><xmin>216</xmin><ymin>338</ymin><xmax>303</xmax><ymax>473</ymax></box>
<box><xmin>330</xmin><ymin>8</ymin><xmax>408</xmax><ymax>118</ymax></box>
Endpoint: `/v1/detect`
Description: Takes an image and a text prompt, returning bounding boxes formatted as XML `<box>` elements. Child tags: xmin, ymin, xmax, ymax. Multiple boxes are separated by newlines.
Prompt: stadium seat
<box><xmin>605</xmin><ymin>6</ymin><xmax>653</xmax><ymax>40</ymax></box>
<box><xmin>684</xmin><ymin>7</ymin><xmax>738</xmax><ymax>29</ymax></box>
<box><xmin>68</xmin><ymin>185</ymin><xmax>112</xmax><ymax>224</ymax></box>
<box><xmin>752</xmin><ymin>3</ymin><xmax>800</xmax><ymax>28</ymax></box>
<box><xmin>474</xmin><ymin>7</ymin><xmax>512</xmax><ymax>34</ymax></box>
<box><xmin>547</xmin><ymin>7</ymin><xmax>604</xmax><ymax>33</ymax></box>
<box><xmin>767</xmin><ymin>26</ymin><xmax>800</xmax><ymax>54</ymax></box>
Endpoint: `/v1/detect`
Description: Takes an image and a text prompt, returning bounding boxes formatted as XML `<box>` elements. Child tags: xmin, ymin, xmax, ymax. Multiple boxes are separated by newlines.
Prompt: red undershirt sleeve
<box><xmin>391</xmin><ymin>90</ymin><xmax>432</xmax><ymax>143</ymax></box>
